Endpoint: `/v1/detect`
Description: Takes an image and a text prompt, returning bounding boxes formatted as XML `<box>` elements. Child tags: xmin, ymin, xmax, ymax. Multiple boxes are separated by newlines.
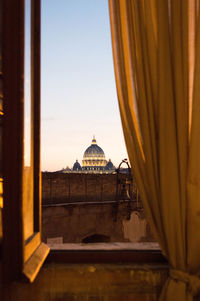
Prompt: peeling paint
<box><xmin>123</xmin><ymin>212</ymin><xmax>147</xmax><ymax>242</ymax></box>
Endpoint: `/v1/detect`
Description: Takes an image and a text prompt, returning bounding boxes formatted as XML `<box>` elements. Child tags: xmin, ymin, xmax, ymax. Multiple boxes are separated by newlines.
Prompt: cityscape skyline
<box><xmin>41</xmin><ymin>0</ymin><xmax>128</xmax><ymax>171</ymax></box>
<box><xmin>42</xmin><ymin>135</ymin><xmax>126</xmax><ymax>172</ymax></box>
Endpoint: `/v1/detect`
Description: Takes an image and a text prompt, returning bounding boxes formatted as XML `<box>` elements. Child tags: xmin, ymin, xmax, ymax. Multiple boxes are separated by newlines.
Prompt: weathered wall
<box><xmin>42</xmin><ymin>173</ymin><xmax>156</xmax><ymax>244</ymax></box>
<box><xmin>4</xmin><ymin>263</ymin><xmax>168</xmax><ymax>301</ymax></box>
<box><xmin>42</xmin><ymin>172</ymin><xmax>137</xmax><ymax>204</ymax></box>
<box><xmin>42</xmin><ymin>203</ymin><xmax>153</xmax><ymax>243</ymax></box>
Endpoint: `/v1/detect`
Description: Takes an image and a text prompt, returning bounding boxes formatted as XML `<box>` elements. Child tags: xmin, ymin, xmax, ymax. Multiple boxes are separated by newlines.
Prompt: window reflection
<box><xmin>23</xmin><ymin>0</ymin><xmax>34</xmax><ymax>240</ymax></box>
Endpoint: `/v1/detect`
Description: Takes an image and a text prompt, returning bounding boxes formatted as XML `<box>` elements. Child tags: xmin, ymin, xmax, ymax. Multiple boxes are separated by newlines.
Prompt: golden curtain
<box><xmin>109</xmin><ymin>0</ymin><xmax>200</xmax><ymax>300</ymax></box>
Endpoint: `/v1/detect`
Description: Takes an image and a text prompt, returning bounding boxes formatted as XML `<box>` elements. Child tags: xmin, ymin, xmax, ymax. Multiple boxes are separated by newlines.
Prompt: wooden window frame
<box><xmin>2</xmin><ymin>0</ymin><xmax>49</xmax><ymax>283</ymax></box>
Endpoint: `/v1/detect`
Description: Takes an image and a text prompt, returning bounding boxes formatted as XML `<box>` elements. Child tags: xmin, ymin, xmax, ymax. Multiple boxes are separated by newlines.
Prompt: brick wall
<box><xmin>42</xmin><ymin>172</ymin><xmax>156</xmax><ymax>244</ymax></box>
<box><xmin>42</xmin><ymin>172</ymin><xmax>137</xmax><ymax>204</ymax></box>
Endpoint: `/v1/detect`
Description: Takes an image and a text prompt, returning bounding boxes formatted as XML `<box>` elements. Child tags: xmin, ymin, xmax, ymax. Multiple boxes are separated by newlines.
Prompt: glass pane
<box><xmin>23</xmin><ymin>0</ymin><xmax>34</xmax><ymax>241</ymax></box>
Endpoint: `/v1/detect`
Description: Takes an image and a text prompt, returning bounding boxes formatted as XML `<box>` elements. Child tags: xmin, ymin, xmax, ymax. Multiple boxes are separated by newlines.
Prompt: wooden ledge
<box><xmin>23</xmin><ymin>242</ymin><xmax>50</xmax><ymax>282</ymax></box>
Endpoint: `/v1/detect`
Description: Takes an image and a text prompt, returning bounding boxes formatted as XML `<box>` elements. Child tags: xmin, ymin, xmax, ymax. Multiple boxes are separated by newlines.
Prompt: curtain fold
<box><xmin>109</xmin><ymin>0</ymin><xmax>200</xmax><ymax>300</ymax></box>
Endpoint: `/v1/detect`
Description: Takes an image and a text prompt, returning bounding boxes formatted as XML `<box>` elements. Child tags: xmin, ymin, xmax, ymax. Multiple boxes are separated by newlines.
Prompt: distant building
<box><xmin>82</xmin><ymin>136</ymin><xmax>107</xmax><ymax>171</ymax></box>
<box><xmin>105</xmin><ymin>159</ymin><xmax>115</xmax><ymax>171</ymax></box>
<box><xmin>63</xmin><ymin>136</ymin><xmax>115</xmax><ymax>173</ymax></box>
<box><xmin>72</xmin><ymin>160</ymin><xmax>82</xmax><ymax>171</ymax></box>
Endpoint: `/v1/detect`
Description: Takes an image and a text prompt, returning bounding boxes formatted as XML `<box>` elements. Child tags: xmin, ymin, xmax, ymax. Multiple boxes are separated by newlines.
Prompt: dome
<box><xmin>105</xmin><ymin>159</ymin><xmax>115</xmax><ymax>170</ymax></box>
<box><xmin>72</xmin><ymin>160</ymin><xmax>82</xmax><ymax>171</ymax></box>
<box><xmin>82</xmin><ymin>136</ymin><xmax>107</xmax><ymax>171</ymax></box>
<box><xmin>83</xmin><ymin>137</ymin><xmax>105</xmax><ymax>159</ymax></box>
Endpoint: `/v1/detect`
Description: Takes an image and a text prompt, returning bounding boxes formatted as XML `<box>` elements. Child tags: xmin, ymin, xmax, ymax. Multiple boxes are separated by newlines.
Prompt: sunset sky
<box><xmin>41</xmin><ymin>0</ymin><xmax>128</xmax><ymax>171</ymax></box>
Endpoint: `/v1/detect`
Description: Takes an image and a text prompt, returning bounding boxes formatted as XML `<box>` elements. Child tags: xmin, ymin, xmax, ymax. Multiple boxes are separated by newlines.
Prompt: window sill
<box><xmin>46</xmin><ymin>242</ymin><xmax>167</xmax><ymax>264</ymax></box>
<box><xmin>48</xmin><ymin>242</ymin><xmax>160</xmax><ymax>251</ymax></box>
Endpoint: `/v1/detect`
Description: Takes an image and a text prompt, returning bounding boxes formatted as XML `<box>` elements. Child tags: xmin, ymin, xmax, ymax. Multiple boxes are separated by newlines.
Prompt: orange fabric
<box><xmin>109</xmin><ymin>1</ymin><xmax>200</xmax><ymax>300</ymax></box>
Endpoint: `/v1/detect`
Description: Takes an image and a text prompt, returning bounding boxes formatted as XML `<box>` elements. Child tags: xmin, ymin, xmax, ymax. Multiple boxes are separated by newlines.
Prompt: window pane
<box><xmin>23</xmin><ymin>0</ymin><xmax>34</xmax><ymax>240</ymax></box>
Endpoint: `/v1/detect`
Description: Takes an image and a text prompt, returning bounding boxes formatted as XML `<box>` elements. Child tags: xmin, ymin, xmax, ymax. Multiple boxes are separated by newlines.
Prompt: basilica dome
<box><xmin>82</xmin><ymin>137</ymin><xmax>107</xmax><ymax>171</ymax></box>
<box><xmin>83</xmin><ymin>137</ymin><xmax>105</xmax><ymax>159</ymax></box>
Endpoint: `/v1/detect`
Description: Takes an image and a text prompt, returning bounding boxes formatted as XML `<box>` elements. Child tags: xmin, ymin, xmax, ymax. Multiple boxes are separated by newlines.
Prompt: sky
<box><xmin>41</xmin><ymin>0</ymin><xmax>128</xmax><ymax>171</ymax></box>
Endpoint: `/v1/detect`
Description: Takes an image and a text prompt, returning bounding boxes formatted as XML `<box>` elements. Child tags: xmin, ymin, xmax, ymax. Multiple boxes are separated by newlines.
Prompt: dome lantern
<box><xmin>91</xmin><ymin>135</ymin><xmax>97</xmax><ymax>145</ymax></box>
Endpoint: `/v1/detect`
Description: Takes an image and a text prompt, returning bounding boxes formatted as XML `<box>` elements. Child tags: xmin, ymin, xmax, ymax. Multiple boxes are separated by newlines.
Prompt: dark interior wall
<box><xmin>3</xmin><ymin>263</ymin><xmax>168</xmax><ymax>301</ymax></box>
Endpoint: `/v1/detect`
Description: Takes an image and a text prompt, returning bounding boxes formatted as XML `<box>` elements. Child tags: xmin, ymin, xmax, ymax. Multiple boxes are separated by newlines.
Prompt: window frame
<box><xmin>1</xmin><ymin>0</ymin><xmax>167</xmax><ymax>284</ymax></box>
<box><xmin>2</xmin><ymin>0</ymin><xmax>49</xmax><ymax>283</ymax></box>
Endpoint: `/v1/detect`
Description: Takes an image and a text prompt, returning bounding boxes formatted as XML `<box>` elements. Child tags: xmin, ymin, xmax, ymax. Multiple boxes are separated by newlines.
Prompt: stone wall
<box><xmin>42</xmin><ymin>202</ymin><xmax>154</xmax><ymax>243</ymax></box>
<box><xmin>42</xmin><ymin>172</ymin><xmax>156</xmax><ymax>244</ymax></box>
<box><xmin>42</xmin><ymin>172</ymin><xmax>137</xmax><ymax>204</ymax></box>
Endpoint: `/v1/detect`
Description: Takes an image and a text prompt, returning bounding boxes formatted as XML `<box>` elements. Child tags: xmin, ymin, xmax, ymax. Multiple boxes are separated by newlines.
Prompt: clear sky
<box><xmin>41</xmin><ymin>0</ymin><xmax>128</xmax><ymax>171</ymax></box>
